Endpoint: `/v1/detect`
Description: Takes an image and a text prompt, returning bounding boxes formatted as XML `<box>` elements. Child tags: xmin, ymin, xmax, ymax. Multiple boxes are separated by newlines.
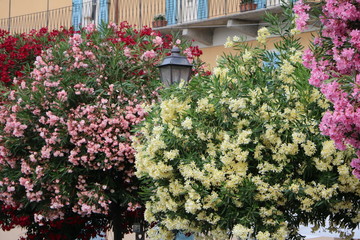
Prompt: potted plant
<box><xmin>152</xmin><ymin>14</ymin><xmax>168</xmax><ymax>28</ymax></box>
<box><xmin>240</xmin><ymin>0</ymin><xmax>258</xmax><ymax>12</ymax></box>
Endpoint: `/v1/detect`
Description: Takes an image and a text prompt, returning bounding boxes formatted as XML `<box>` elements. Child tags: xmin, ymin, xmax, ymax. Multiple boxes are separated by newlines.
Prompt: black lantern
<box><xmin>158</xmin><ymin>46</ymin><xmax>193</xmax><ymax>87</ymax></box>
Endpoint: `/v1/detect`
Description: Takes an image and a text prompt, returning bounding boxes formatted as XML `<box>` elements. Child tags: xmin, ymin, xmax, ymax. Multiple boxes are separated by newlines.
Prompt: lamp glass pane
<box><xmin>171</xmin><ymin>66</ymin><xmax>183</xmax><ymax>85</ymax></box>
<box><xmin>160</xmin><ymin>65</ymin><xmax>193</xmax><ymax>87</ymax></box>
<box><xmin>159</xmin><ymin>66</ymin><xmax>172</xmax><ymax>87</ymax></box>
<box><xmin>180</xmin><ymin>67</ymin><xmax>192</xmax><ymax>83</ymax></box>
<box><xmin>171</xmin><ymin>66</ymin><xmax>192</xmax><ymax>85</ymax></box>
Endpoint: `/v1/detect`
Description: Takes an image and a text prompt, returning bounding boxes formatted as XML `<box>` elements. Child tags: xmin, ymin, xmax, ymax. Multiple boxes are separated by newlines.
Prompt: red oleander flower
<box><xmin>0</xmin><ymin>28</ymin><xmax>73</xmax><ymax>85</ymax></box>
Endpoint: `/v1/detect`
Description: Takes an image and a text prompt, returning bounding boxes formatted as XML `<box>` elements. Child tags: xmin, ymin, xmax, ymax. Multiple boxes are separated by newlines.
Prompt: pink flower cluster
<box><xmin>140</xmin><ymin>50</ymin><xmax>157</xmax><ymax>61</ymax></box>
<box><xmin>73</xmin><ymin>175</ymin><xmax>110</xmax><ymax>216</ymax></box>
<box><xmin>0</xmin><ymin>21</ymin><xmax>197</xmax><ymax>229</ymax></box>
<box><xmin>295</xmin><ymin>0</ymin><xmax>360</xmax><ymax>178</ymax></box>
<box><xmin>67</xmin><ymin>100</ymin><xmax>145</xmax><ymax>176</ymax></box>
<box><xmin>293</xmin><ymin>0</ymin><xmax>310</xmax><ymax>31</ymax></box>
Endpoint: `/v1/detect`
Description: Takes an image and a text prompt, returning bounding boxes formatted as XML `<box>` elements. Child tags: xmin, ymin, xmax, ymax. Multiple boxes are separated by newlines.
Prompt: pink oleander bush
<box><xmin>0</xmin><ymin>22</ymin><xmax>203</xmax><ymax>239</ymax></box>
<box><xmin>294</xmin><ymin>0</ymin><xmax>360</xmax><ymax>179</ymax></box>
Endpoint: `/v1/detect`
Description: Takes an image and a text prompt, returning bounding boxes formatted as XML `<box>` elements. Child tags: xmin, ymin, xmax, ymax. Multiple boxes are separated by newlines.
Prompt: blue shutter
<box><xmin>98</xmin><ymin>0</ymin><xmax>109</xmax><ymax>25</ymax></box>
<box><xmin>175</xmin><ymin>232</ymin><xmax>194</xmax><ymax>240</ymax></box>
<box><xmin>72</xmin><ymin>0</ymin><xmax>83</xmax><ymax>30</ymax></box>
<box><xmin>166</xmin><ymin>0</ymin><xmax>177</xmax><ymax>25</ymax></box>
<box><xmin>197</xmin><ymin>0</ymin><xmax>208</xmax><ymax>20</ymax></box>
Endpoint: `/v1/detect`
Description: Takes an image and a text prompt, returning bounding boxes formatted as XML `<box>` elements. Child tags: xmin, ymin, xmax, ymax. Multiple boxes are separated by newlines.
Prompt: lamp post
<box><xmin>156</xmin><ymin>47</ymin><xmax>194</xmax><ymax>240</ymax></box>
<box><xmin>158</xmin><ymin>46</ymin><xmax>193</xmax><ymax>87</ymax></box>
<box><xmin>133</xmin><ymin>221</ymin><xmax>145</xmax><ymax>240</ymax></box>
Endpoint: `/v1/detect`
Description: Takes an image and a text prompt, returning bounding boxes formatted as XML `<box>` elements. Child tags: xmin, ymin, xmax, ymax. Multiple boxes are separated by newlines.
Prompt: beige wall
<box><xmin>0</xmin><ymin>0</ymin><xmax>71</xmax><ymax>19</ymax></box>
<box><xmin>0</xmin><ymin>0</ymin><xmax>10</xmax><ymax>20</ymax></box>
<box><xmin>200</xmin><ymin>31</ymin><xmax>315</xmax><ymax>69</ymax></box>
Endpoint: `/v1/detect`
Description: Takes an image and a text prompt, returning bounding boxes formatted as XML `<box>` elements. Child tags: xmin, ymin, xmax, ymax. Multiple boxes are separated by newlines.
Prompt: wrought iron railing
<box><xmin>111</xmin><ymin>0</ymin><xmax>282</xmax><ymax>27</ymax></box>
<box><xmin>0</xmin><ymin>6</ymin><xmax>73</xmax><ymax>34</ymax></box>
<box><xmin>208</xmin><ymin>0</ymin><xmax>280</xmax><ymax>17</ymax></box>
<box><xmin>0</xmin><ymin>0</ymin><xmax>282</xmax><ymax>34</ymax></box>
<box><xmin>177</xmin><ymin>0</ymin><xmax>281</xmax><ymax>24</ymax></box>
<box><xmin>0</xmin><ymin>1</ymin><xmax>108</xmax><ymax>34</ymax></box>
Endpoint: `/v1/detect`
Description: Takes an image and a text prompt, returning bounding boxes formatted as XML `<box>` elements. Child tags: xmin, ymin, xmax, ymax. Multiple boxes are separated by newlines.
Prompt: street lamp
<box><xmin>158</xmin><ymin>46</ymin><xmax>193</xmax><ymax>87</ymax></box>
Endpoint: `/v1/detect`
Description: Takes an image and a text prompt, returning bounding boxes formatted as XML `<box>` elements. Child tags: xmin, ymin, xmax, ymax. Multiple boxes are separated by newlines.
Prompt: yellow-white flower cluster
<box><xmin>242</xmin><ymin>49</ymin><xmax>252</xmax><ymax>62</ymax></box>
<box><xmin>257</xmin><ymin>27</ymin><xmax>270</xmax><ymax>44</ymax></box>
<box><xmin>224</xmin><ymin>36</ymin><xmax>234</xmax><ymax>48</ymax></box>
<box><xmin>134</xmin><ymin>26</ymin><xmax>360</xmax><ymax>240</ymax></box>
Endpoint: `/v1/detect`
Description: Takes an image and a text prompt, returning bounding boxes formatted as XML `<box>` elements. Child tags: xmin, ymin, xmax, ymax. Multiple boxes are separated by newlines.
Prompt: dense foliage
<box><xmin>134</xmin><ymin>8</ymin><xmax>360</xmax><ymax>240</ymax></box>
<box><xmin>294</xmin><ymin>0</ymin><xmax>360</xmax><ymax>179</ymax></box>
<box><xmin>0</xmin><ymin>22</ymin><xmax>203</xmax><ymax>239</ymax></box>
<box><xmin>0</xmin><ymin>27</ymin><xmax>74</xmax><ymax>85</ymax></box>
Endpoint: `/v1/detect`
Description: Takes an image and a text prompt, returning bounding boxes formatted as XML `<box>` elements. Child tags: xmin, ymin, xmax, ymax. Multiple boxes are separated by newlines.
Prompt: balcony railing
<box><xmin>0</xmin><ymin>1</ymin><xmax>109</xmax><ymax>34</ymax></box>
<box><xmin>0</xmin><ymin>6</ymin><xmax>73</xmax><ymax>34</ymax></box>
<box><xmin>0</xmin><ymin>0</ymin><xmax>281</xmax><ymax>34</ymax></box>
<box><xmin>109</xmin><ymin>0</ymin><xmax>165</xmax><ymax>29</ymax></box>
<box><xmin>177</xmin><ymin>0</ymin><xmax>280</xmax><ymax>25</ymax></box>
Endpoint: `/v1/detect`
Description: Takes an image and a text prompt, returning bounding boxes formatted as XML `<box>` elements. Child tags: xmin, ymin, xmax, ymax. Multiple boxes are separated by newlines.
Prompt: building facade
<box><xmin>0</xmin><ymin>0</ymin><xmax>316</xmax><ymax>67</ymax></box>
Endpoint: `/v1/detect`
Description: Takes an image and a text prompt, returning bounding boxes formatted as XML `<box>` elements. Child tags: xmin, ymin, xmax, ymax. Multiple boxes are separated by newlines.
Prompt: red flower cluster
<box><xmin>0</xmin><ymin>27</ymin><xmax>74</xmax><ymax>85</ymax></box>
<box><xmin>0</xmin><ymin>205</ymin><xmax>30</xmax><ymax>231</ymax></box>
<box><xmin>0</xmin><ymin>204</ymin><xmax>108</xmax><ymax>240</ymax></box>
<box><xmin>188</xmin><ymin>46</ymin><xmax>203</xmax><ymax>57</ymax></box>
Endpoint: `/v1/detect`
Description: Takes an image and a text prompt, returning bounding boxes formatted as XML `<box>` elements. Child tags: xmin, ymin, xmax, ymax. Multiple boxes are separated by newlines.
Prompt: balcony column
<box><xmin>46</xmin><ymin>0</ymin><xmax>49</xmax><ymax>28</ymax></box>
<box><xmin>114</xmin><ymin>0</ymin><xmax>119</xmax><ymax>23</ymax></box>
<box><xmin>8</xmin><ymin>0</ymin><xmax>11</xmax><ymax>32</ymax></box>
<box><xmin>139</xmin><ymin>0</ymin><xmax>142</xmax><ymax>28</ymax></box>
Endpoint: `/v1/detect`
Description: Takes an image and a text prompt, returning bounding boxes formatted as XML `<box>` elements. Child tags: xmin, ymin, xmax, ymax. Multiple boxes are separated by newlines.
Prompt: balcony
<box><xmin>168</xmin><ymin>0</ymin><xmax>282</xmax><ymax>24</ymax></box>
<box><xmin>156</xmin><ymin>0</ymin><xmax>283</xmax><ymax>45</ymax></box>
<box><xmin>0</xmin><ymin>6</ymin><xmax>73</xmax><ymax>34</ymax></box>
<box><xmin>0</xmin><ymin>0</ymin><xmax>104</xmax><ymax>34</ymax></box>
<box><xmin>0</xmin><ymin>0</ymin><xmax>166</xmax><ymax>34</ymax></box>
<box><xmin>110</xmin><ymin>0</ymin><xmax>283</xmax><ymax>46</ymax></box>
<box><xmin>0</xmin><ymin>0</ymin><xmax>282</xmax><ymax>42</ymax></box>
